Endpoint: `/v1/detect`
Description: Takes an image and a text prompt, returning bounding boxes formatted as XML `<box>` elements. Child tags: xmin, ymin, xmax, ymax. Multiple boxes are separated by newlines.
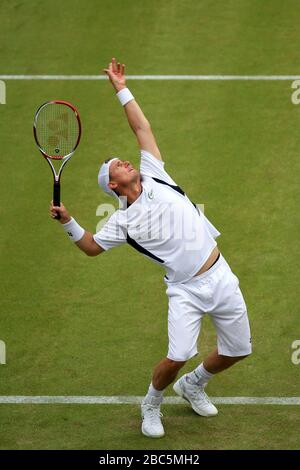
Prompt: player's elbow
<box><xmin>85</xmin><ymin>246</ymin><xmax>103</xmax><ymax>257</ymax></box>
<box><xmin>135</xmin><ymin>118</ymin><xmax>151</xmax><ymax>133</ymax></box>
<box><xmin>85</xmin><ymin>249</ymin><xmax>98</xmax><ymax>257</ymax></box>
<box><xmin>82</xmin><ymin>241</ymin><xmax>103</xmax><ymax>257</ymax></box>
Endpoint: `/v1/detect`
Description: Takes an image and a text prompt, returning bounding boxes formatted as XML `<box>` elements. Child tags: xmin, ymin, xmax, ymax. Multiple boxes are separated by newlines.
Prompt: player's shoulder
<box><xmin>140</xmin><ymin>149</ymin><xmax>177</xmax><ymax>185</ymax></box>
<box><xmin>140</xmin><ymin>149</ymin><xmax>165</xmax><ymax>168</ymax></box>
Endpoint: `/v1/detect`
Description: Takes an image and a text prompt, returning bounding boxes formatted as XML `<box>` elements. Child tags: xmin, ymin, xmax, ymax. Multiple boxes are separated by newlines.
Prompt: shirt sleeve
<box><xmin>140</xmin><ymin>150</ymin><xmax>177</xmax><ymax>185</ymax></box>
<box><xmin>202</xmin><ymin>213</ymin><xmax>221</xmax><ymax>239</ymax></box>
<box><xmin>93</xmin><ymin>211</ymin><xmax>127</xmax><ymax>251</ymax></box>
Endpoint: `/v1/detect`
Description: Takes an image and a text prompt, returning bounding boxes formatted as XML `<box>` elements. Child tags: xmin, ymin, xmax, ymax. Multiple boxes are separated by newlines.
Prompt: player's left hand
<box><xmin>103</xmin><ymin>57</ymin><xmax>126</xmax><ymax>92</ymax></box>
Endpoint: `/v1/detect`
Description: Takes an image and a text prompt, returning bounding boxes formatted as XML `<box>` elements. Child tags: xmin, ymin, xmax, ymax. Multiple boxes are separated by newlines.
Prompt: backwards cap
<box><xmin>98</xmin><ymin>158</ymin><xmax>119</xmax><ymax>200</ymax></box>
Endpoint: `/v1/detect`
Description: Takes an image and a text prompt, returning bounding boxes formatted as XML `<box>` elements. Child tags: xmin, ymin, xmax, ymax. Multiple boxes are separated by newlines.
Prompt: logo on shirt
<box><xmin>148</xmin><ymin>189</ymin><xmax>154</xmax><ymax>200</ymax></box>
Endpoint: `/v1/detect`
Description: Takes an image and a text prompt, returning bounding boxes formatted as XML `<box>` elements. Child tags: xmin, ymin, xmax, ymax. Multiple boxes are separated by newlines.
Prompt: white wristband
<box><xmin>116</xmin><ymin>87</ymin><xmax>134</xmax><ymax>106</ymax></box>
<box><xmin>63</xmin><ymin>217</ymin><xmax>85</xmax><ymax>242</ymax></box>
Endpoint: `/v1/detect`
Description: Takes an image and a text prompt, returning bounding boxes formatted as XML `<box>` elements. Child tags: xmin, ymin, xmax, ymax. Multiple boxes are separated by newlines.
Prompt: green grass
<box><xmin>1</xmin><ymin>405</ymin><xmax>299</xmax><ymax>450</ymax></box>
<box><xmin>0</xmin><ymin>0</ymin><xmax>300</xmax><ymax>450</ymax></box>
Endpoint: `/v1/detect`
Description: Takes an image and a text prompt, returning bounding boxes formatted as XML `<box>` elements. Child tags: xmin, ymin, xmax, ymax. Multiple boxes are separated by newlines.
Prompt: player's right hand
<box><xmin>49</xmin><ymin>201</ymin><xmax>71</xmax><ymax>224</ymax></box>
<box><xmin>103</xmin><ymin>57</ymin><xmax>126</xmax><ymax>92</ymax></box>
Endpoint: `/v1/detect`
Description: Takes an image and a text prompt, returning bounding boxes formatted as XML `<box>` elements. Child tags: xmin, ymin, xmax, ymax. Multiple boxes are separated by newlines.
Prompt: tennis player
<box><xmin>50</xmin><ymin>58</ymin><xmax>252</xmax><ymax>439</ymax></box>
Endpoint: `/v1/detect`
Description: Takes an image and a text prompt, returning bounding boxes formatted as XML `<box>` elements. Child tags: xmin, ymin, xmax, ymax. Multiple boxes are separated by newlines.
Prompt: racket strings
<box><xmin>35</xmin><ymin>103</ymin><xmax>80</xmax><ymax>158</ymax></box>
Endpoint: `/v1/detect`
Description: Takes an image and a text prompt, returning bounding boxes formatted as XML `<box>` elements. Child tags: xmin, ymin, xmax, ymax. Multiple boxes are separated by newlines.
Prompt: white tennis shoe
<box><xmin>141</xmin><ymin>396</ymin><xmax>165</xmax><ymax>438</ymax></box>
<box><xmin>173</xmin><ymin>374</ymin><xmax>218</xmax><ymax>417</ymax></box>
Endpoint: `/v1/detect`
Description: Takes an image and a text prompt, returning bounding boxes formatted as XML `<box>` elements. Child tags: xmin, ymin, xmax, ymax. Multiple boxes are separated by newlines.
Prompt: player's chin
<box><xmin>130</xmin><ymin>169</ymin><xmax>139</xmax><ymax>179</ymax></box>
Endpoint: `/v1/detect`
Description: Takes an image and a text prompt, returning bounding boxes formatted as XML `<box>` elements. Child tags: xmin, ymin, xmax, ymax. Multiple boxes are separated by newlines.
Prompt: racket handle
<box><xmin>53</xmin><ymin>181</ymin><xmax>61</xmax><ymax>220</ymax></box>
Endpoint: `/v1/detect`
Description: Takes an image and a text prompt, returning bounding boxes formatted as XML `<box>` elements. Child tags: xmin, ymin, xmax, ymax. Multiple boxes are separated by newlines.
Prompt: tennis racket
<box><xmin>33</xmin><ymin>100</ymin><xmax>81</xmax><ymax>219</ymax></box>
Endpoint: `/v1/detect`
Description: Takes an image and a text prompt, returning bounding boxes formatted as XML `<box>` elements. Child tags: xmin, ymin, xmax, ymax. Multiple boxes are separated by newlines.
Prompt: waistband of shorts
<box><xmin>189</xmin><ymin>252</ymin><xmax>226</xmax><ymax>281</ymax></box>
<box><xmin>163</xmin><ymin>253</ymin><xmax>229</xmax><ymax>286</ymax></box>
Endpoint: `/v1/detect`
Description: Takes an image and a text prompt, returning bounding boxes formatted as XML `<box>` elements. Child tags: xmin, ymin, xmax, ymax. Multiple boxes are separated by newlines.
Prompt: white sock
<box><xmin>186</xmin><ymin>363</ymin><xmax>214</xmax><ymax>387</ymax></box>
<box><xmin>144</xmin><ymin>382</ymin><xmax>164</xmax><ymax>403</ymax></box>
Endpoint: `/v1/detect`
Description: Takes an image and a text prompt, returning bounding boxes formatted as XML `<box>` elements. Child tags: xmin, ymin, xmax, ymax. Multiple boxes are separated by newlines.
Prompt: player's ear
<box><xmin>108</xmin><ymin>181</ymin><xmax>118</xmax><ymax>190</ymax></box>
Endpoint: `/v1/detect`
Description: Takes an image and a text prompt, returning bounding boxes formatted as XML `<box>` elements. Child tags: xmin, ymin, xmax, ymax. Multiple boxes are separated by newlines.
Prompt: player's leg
<box><xmin>178</xmin><ymin>348</ymin><xmax>249</xmax><ymax>396</ymax></box>
<box><xmin>205</xmin><ymin>260</ymin><xmax>252</xmax><ymax>375</ymax></box>
<box><xmin>141</xmin><ymin>283</ymin><xmax>203</xmax><ymax>438</ymax></box>
<box><xmin>203</xmin><ymin>347</ymin><xmax>249</xmax><ymax>373</ymax></box>
<box><xmin>140</xmin><ymin>358</ymin><xmax>185</xmax><ymax>439</ymax></box>
<box><xmin>174</xmin><ymin>255</ymin><xmax>252</xmax><ymax>415</ymax></box>
<box><xmin>152</xmin><ymin>357</ymin><xmax>186</xmax><ymax>390</ymax></box>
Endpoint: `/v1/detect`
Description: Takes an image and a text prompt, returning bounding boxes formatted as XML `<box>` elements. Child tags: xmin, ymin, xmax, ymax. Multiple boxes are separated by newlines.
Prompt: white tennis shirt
<box><xmin>93</xmin><ymin>150</ymin><xmax>220</xmax><ymax>284</ymax></box>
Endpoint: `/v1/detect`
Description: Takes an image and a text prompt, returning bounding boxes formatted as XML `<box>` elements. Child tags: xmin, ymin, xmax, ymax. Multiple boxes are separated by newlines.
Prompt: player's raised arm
<box><xmin>49</xmin><ymin>202</ymin><xmax>103</xmax><ymax>256</ymax></box>
<box><xmin>103</xmin><ymin>57</ymin><xmax>162</xmax><ymax>161</ymax></box>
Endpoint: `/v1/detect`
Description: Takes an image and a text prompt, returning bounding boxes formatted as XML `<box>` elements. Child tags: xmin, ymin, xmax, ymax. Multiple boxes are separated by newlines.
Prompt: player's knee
<box><xmin>168</xmin><ymin>344</ymin><xmax>198</xmax><ymax>363</ymax></box>
<box><xmin>234</xmin><ymin>353</ymin><xmax>251</xmax><ymax>362</ymax></box>
<box><xmin>165</xmin><ymin>357</ymin><xmax>186</xmax><ymax>370</ymax></box>
<box><xmin>166</xmin><ymin>350</ymin><xmax>194</xmax><ymax>365</ymax></box>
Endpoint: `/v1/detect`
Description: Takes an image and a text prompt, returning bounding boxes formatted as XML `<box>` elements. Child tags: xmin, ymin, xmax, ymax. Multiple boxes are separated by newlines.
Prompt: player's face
<box><xmin>108</xmin><ymin>159</ymin><xmax>139</xmax><ymax>190</ymax></box>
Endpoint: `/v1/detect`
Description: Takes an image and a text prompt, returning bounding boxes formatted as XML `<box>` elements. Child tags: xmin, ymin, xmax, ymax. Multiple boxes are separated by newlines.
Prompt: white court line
<box><xmin>0</xmin><ymin>75</ymin><xmax>300</xmax><ymax>80</ymax></box>
<box><xmin>0</xmin><ymin>396</ymin><xmax>299</xmax><ymax>405</ymax></box>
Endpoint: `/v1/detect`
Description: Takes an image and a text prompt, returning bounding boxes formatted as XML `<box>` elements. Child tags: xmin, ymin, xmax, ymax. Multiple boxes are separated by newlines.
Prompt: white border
<box><xmin>1</xmin><ymin>75</ymin><xmax>300</xmax><ymax>80</ymax></box>
<box><xmin>0</xmin><ymin>396</ymin><xmax>299</xmax><ymax>404</ymax></box>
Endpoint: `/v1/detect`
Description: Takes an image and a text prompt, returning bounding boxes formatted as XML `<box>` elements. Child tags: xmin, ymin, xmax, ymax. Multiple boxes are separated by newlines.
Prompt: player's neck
<box><xmin>123</xmin><ymin>181</ymin><xmax>143</xmax><ymax>205</ymax></box>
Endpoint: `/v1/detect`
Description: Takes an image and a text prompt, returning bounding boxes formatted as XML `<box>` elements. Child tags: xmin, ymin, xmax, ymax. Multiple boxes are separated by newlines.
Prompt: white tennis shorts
<box><xmin>165</xmin><ymin>254</ymin><xmax>252</xmax><ymax>361</ymax></box>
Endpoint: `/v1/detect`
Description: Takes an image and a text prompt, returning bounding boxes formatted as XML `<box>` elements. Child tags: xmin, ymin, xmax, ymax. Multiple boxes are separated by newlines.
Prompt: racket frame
<box><xmin>33</xmin><ymin>100</ymin><xmax>81</xmax><ymax>216</ymax></box>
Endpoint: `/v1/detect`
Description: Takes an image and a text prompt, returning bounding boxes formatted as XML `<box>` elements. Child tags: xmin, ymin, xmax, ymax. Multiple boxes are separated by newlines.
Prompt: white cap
<box><xmin>98</xmin><ymin>158</ymin><xmax>119</xmax><ymax>199</ymax></box>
